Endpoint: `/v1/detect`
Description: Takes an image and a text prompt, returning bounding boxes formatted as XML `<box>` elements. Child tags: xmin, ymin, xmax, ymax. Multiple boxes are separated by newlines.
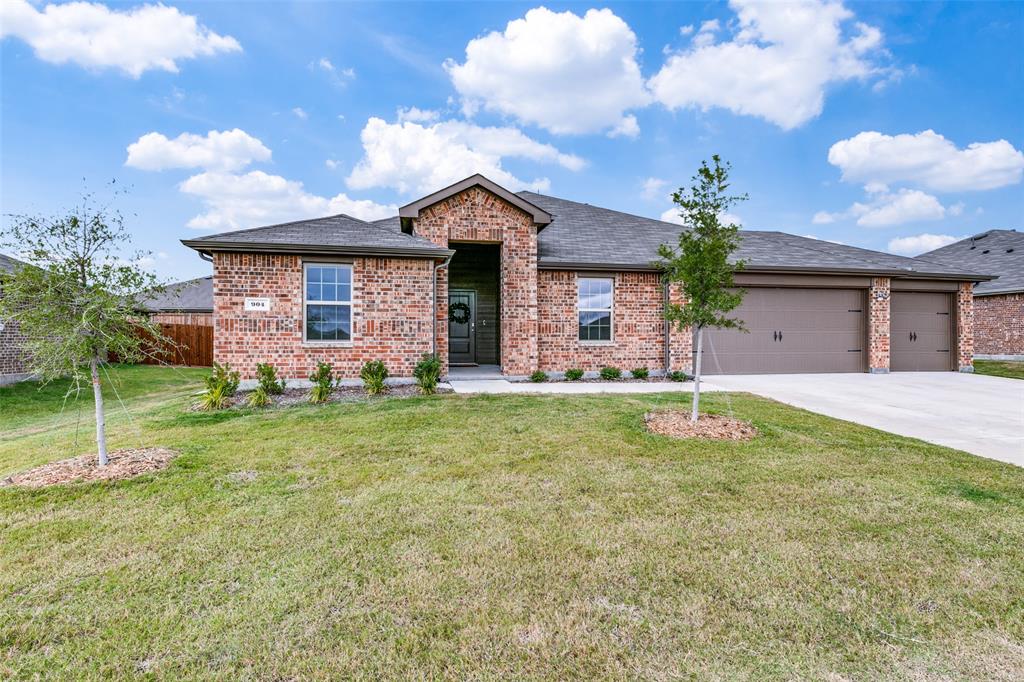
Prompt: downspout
<box><xmin>198</xmin><ymin>251</ymin><xmax>213</xmax><ymax>263</ymax></box>
<box><xmin>432</xmin><ymin>254</ymin><xmax>454</xmax><ymax>356</ymax></box>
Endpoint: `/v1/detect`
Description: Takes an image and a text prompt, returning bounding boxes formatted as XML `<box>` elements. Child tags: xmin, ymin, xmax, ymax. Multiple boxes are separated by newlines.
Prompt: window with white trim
<box><xmin>578</xmin><ymin>276</ymin><xmax>613</xmax><ymax>342</ymax></box>
<box><xmin>304</xmin><ymin>263</ymin><xmax>352</xmax><ymax>342</ymax></box>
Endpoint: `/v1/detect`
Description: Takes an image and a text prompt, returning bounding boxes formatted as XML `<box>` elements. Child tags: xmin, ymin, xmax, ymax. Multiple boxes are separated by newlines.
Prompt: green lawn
<box><xmin>975</xmin><ymin>359</ymin><xmax>1024</xmax><ymax>380</ymax></box>
<box><xmin>2</xmin><ymin>366</ymin><xmax>1023</xmax><ymax>680</ymax></box>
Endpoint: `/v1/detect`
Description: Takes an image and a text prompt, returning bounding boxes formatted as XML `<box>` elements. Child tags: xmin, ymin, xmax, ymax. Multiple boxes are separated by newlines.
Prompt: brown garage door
<box><xmin>891</xmin><ymin>292</ymin><xmax>953</xmax><ymax>371</ymax></box>
<box><xmin>701</xmin><ymin>288</ymin><xmax>866</xmax><ymax>375</ymax></box>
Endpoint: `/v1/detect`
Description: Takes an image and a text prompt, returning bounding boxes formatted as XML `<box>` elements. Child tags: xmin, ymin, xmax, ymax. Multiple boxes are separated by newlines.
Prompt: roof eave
<box><xmin>537</xmin><ymin>259</ymin><xmax>994</xmax><ymax>280</ymax></box>
<box><xmin>181</xmin><ymin>239</ymin><xmax>455</xmax><ymax>260</ymax></box>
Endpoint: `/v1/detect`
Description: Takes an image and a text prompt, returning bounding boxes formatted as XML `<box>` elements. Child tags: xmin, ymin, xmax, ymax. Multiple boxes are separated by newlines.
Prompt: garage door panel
<box><xmin>703</xmin><ymin>288</ymin><xmax>865</xmax><ymax>375</ymax></box>
<box><xmin>891</xmin><ymin>292</ymin><xmax>952</xmax><ymax>372</ymax></box>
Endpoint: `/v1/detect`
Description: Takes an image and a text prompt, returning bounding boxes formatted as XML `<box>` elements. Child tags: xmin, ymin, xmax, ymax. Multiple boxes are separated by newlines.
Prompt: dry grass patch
<box><xmin>645</xmin><ymin>410</ymin><xmax>758</xmax><ymax>440</ymax></box>
<box><xmin>1</xmin><ymin>447</ymin><xmax>176</xmax><ymax>488</ymax></box>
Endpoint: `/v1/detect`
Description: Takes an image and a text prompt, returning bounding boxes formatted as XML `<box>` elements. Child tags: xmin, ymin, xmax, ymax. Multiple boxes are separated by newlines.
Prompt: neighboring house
<box><xmin>921</xmin><ymin>229</ymin><xmax>1023</xmax><ymax>360</ymax></box>
<box><xmin>141</xmin><ymin>275</ymin><xmax>214</xmax><ymax>326</ymax></box>
<box><xmin>182</xmin><ymin>174</ymin><xmax>994</xmax><ymax>380</ymax></box>
<box><xmin>0</xmin><ymin>253</ymin><xmax>32</xmax><ymax>385</ymax></box>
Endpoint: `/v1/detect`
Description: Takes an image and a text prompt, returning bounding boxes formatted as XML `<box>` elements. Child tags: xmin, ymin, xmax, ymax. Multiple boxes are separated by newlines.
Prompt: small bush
<box><xmin>360</xmin><ymin>360</ymin><xmax>390</xmax><ymax>395</ymax></box>
<box><xmin>198</xmin><ymin>362</ymin><xmax>240</xmax><ymax>410</ymax></box>
<box><xmin>413</xmin><ymin>354</ymin><xmax>442</xmax><ymax>395</ymax></box>
<box><xmin>630</xmin><ymin>367</ymin><xmax>650</xmax><ymax>380</ymax></box>
<box><xmin>308</xmin><ymin>361</ymin><xmax>336</xmax><ymax>404</ymax></box>
<box><xmin>599</xmin><ymin>366</ymin><xmax>622</xmax><ymax>381</ymax></box>
<box><xmin>669</xmin><ymin>370</ymin><xmax>688</xmax><ymax>382</ymax></box>
<box><xmin>255</xmin><ymin>362</ymin><xmax>286</xmax><ymax>395</ymax></box>
<box><xmin>529</xmin><ymin>370</ymin><xmax>547</xmax><ymax>383</ymax></box>
<box><xmin>246</xmin><ymin>385</ymin><xmax>271</xmax><ymax>408</ymax></box>
<box><xmin>564</xmin><ymin>368</ymin><xmax>584</xmax><ymax>381</ymax></box>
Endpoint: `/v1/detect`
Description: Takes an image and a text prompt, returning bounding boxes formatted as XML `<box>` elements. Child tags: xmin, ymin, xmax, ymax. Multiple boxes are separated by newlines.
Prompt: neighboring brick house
<box><xmin>921</xmin><ymin>230</ymin><xmax>1023</xmax><ymax>360</ymax></box>
<box><xmin>0</xmin><ymin>253</ymin><xmax>33</xmax><ymax>385</ymax></box>
<box><xmin>182</xmin><ymin>174</ymin><xmax>994</xmax><ymax>380</ymax></box>
<box><xmin>141</xmin><ymin>275</ymin><xmax>214</xmax><ymax>326</ymax></box>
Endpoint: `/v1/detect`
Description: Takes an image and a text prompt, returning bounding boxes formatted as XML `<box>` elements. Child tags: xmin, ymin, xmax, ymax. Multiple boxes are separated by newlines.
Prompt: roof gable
<box><xmin>399</xmin><ymin>174</ymin><xmax>552</xmax><ymax>226</ymax></box>
<box><xmin>919</xmin><ymin>229</ymin><xmax>1023</xmax><ymax>295</ymax></box>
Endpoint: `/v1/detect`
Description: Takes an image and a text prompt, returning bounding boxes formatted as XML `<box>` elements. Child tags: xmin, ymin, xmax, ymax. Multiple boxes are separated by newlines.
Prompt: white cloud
<box><xmin>325</xmin><ymin>159</ymin><xmax>340</xmax><ymax>170</ymax></box>
<box><xmin>445</xmin><ymin>7</ymin><xmax>650</xmax><ymax>135</ymax></box>
<box><xmin>125</xmin><ymin>129</ymin><xmax>271</xmax><ymax>172</ymax></box>
<box><xmin>180</xmin><ymin>171</ymin><xmax>396</xmax><ymax>230</ymax></box>
<box><xmin>0</xmin><ymin>0</ymin><xmax>240</xmax><ymax>77</ymax></box>
<box><xmin>692</xmin><ymin>19</ymin><xmax>720</xmax><ymax>48</ymax></box>
<box><xmin>887</xmin><ymin>233</ymin><xmax>961</xmax><ymax>256</ymax></box>
<box><xmin>346</xmin><ymin>117</ymin><xmax>585</xmax><ymax>195</ymax></box>
<box><xmin>679</xmin><ymin>25</ymin><xmax>695</xmax><ymax>36</ymax></box>
<box><xmin>311</xmin><ymin>57</ymin><xmax>355</xmax><ymax>86</ymax></box>
<box><xmin>317</xmin><ymin>57</ymin><xmax>334</xmax><ymax>71</ymax></box>
<box><xmin>607</xmin><ymin>114</ymin><xmax>640</xmax><ymax>139</ymax></box>
<box><xmin>292</xmin><ymin>107</ymin><xmax>308</xmax><ymax>120</ymax></box>
<box><xmin>827</xmin><ymin>130</ymin><xmax>1024</xmax><ymax>192</ymax></box>
<box><xmin>648</xmin><ymin>0</ymin><xmax>886</xmax><ymax>129</ymax></box>
<box><xmin>816</xmin><ymin>188</ymin><xmax>948</xmax><ymax>228</ymax></box>
<box><xmin>396</xmin><ymin>106</ymin><xmax>440</xmax><ymax>124</ymax></box>
<box><xmin>660</xmin><ymin>207</ymin><xmax>742</xmax><ymax>226</ymax></box>
<box><xmin>642</xmin><ymin>177</ymin><xmax>668</xmax><ymax>200</ymax></box>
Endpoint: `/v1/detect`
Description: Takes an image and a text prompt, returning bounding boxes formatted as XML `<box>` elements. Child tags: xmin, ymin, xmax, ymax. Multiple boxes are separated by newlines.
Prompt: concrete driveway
<box><xmin>705</xmin><ymin>372</ymin><xmax>1024</xmax><ymax>467</ymax></box>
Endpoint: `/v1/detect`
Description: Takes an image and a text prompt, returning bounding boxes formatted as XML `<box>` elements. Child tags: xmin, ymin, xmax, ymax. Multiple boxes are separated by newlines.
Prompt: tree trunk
<box><xmin>90</xmin><ymin>355</ymin><xmax>108</xmax><ymax>466</ymax></box>
<box><xmin>691</xmin><ymin>325</ymin><xmax>704</xmax><ymax>423</ymax></box>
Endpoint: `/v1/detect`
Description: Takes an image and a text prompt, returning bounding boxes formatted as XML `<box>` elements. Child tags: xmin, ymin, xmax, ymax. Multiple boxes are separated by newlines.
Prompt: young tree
<box><xmin>0</xmin><ymin>190</ymin><xmax>167</xmax><ymax>465</ymax></box>
<box><xmin>658</xmin><ymin>155</ymin><xmax>747</xmax><ymax>422</ymax></box>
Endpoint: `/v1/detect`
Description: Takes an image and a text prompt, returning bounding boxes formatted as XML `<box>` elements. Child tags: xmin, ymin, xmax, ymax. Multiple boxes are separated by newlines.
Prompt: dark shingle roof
<box><xmin>182</xmin><ymin>213</ymin><xmax>451</xmax><ymax>258</ymax></box>
<box><xmin>141</xmin><ymin>276</ymin><xmax>213</xmax><ymax>312</ymax></box>
<box><xmin>0</xmin><ymin>253</ymin><xmax>27</xmax><ymax>275</ymax></box>
<box><xmin>918</xmin><ymin>230</ymin><xmax>1022</xmax><ymax>295</ymax></box>
<box><xmin>521</xmin><ymin>192</ymin><xmax>990</xmax><ymax>280</ymax></box>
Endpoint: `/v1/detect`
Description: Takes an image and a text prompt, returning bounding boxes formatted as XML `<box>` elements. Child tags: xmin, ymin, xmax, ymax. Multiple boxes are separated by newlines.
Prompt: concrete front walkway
<box><xmin>708</xmin><ymin>372</ymin><xmax>1024</xmax><ymax>467</ymax></box>
<box><xmin>447</xmin><ymin>379</ymin><xmax>705</xmax><ymax>395</ymax></box>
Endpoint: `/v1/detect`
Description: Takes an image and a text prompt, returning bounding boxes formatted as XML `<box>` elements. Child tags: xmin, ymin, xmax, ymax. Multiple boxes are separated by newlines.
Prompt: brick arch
<box><xmin>411</xmin><ymin>186</ymin><xmax>539</xmax><ymax>375</ymax></box>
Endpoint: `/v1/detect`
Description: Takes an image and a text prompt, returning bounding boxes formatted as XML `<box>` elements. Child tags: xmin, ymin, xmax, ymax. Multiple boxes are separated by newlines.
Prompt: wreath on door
<box><xmin>449</xmin><ymin>301</ymin><xmax>471</xmax><ymax>325</ymax></box>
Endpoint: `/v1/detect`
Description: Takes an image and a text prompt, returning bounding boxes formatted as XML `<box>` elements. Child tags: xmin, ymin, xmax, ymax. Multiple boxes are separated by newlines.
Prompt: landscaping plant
<box><xmin>630</xmin><ymin>367</ymin><xmax>650</xmax><ymax>380</ymax></box>
<box><xmin>413</xmin><ymin>354</ymin><xmax>442</xmax><ymax>395</ymax></box>
<box><xmin>308</xmin><ymin>362</ymin><xmax>336</xmax><ymax>404</ymax></box>
<box><xmin>529</xmin><ymin>370</ymin><xmax>548</xmax><ymax>383</ymax></box>
<box><xmin>0</xmin><ymin>187</ymin><xmax>171</xmax><ymax>465</ymax></box>
<box><xmin>659</xmin><ymin>155</ymin><xmax>747</xmax><ymax>422</ymax></box>
<box><xmin>255</xmin><ymin>362</ymin><xmax>286</xmax><ymax>395</ymax></box>
<box><xmin>360</xmin><ymin>360</ymin><xmax>389</xmax><ymax>395</ymax></box>
<box><xmin>246</xmin><ymin>385</ymin><xmax>272</xmax><ymax>408</ymax></box>
<box><xmin>564</xmin><ymin>368</ymin><xmax>584</xmax><ymax>381</ymax></box>
<box><xmin>669</xmin><ymin>370</ymin><xmax>688</xmax><ymax>382</ymax></box>
<box><xmin>599</xmin><ymin>366</ymin><xmax>622</xmax><ymax>380</ymax></box>
<box><xmin>199</xmin><ymin>362</ymin><xmax>241</xmax><ymax>411</ymax></box>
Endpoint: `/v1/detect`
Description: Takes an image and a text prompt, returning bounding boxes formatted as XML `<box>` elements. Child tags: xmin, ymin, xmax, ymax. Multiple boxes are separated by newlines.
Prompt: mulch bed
<box><xmin>645</xmin><ymin>411</ymin><xmax>758</xmax><ymax>441</ymax></box>
<box><xmin>2</xmin><ymin>447</ymin><xmax>178</xmax><ymax>488</ymax></box>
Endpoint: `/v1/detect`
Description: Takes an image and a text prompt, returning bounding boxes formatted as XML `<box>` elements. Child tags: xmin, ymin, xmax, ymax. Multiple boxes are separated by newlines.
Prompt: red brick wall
<box><xmin>212</xmin><ymin>252</ymin><xmax>434</xmax><ymax>379</ymax></box>
<box><xmin>0</xmin><ymin>304</ymin><xmax>30</xmax><ymax>381</ymax></box>
<box><xmin>868</xmin><ymin>277</ymin><xmax>891</xmax><ymax>372</ymax></box>
<box><xmin>536</xmin><ymin>270</ymin><xmax>689</xmax><ymax>373</ymax></box>
<box><xmin>413</xmin><ymin>186</ymin><xmax>538</xmax><ymax>375</ymax></box>
<box><xmin>956</xmin><ymin>282</ymin><xmax>975</xmax><ymax>369</ymax></box>
<box><xmin>973</xmin><ymin>293</ymin><xmax>1023</xmax><ymax>357</ymax></box>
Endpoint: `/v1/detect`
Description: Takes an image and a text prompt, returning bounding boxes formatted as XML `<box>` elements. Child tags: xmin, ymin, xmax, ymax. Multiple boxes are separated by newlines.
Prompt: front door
<box><xmin>448</xmin><ymin>289</ymin><xmax>476</xmax><ymax>365</ymax></box>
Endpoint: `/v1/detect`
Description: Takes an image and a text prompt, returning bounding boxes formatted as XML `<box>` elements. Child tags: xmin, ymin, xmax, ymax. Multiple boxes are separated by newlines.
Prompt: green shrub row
<box><xmin>530</xmin><ymin>366</ymin><xmax>655</xmax><ymax>383</ymax></box>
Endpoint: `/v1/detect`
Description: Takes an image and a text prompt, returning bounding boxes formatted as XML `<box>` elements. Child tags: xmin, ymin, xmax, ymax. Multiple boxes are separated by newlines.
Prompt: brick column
<box><xmin>666</xmin><ymin>283</ymin><xmax>693</xmax><ymax>373</ymax></box>
<box><xmin>956</xmin><ymin>281</ymin><xmax>975</xmax><ymax>372</ymax></box>
<box><xmin>868</xmin><ymin>277</ymin><xmax>890</xmax><ymax>373</ymax></box>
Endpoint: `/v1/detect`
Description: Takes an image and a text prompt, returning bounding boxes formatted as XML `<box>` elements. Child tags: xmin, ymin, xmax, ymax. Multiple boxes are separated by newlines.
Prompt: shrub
<box><xmin>255</xmin><ymin>362</ymin><xmax>286</xmax><ymax>395</ymax></box>
<box><xmin>198</xmin><ymin>362</ymin><xmax>240</xmax><ymax>410</ymax></box>
<box><xmin>308</xmin><ymin>361</ymin><xmax>336</xmax><ymax>404</ymax></box>
<box><xmin>529</xmin><ymin>370</ymin><xmax>547</xmax><ymax>383</ymax></box>
<box><xmin>630</xmin><ymin>367</ymin><xmax>650</xmax><ymax>380</ymax></box>
<box><xmin>599</xmin><ymin>366</ymin><xmax>622</xmax><ymax>381</ymax></box>
<box><xmin>360</xmin><ymin>360</ymin><xmax>390</xmax><ymax>395</ymax></box>
<box><xmin>413</xmin><ymin>354</ymin><xmax>442</xmax><ymax>395</ymax></box>
<box><xmin>669</xmin><ymin>370</ymin><xmax>688</xmax><ymax>382</ymax></box>
<box><xmin>246</xmin><ymin>385</ymin><xmax>271</xmax><ymax>408</ymax></box>
<box><xmin>564</xmin><ymin>368</ymin><xmax>584</xmax><ymax>381</ymax></box>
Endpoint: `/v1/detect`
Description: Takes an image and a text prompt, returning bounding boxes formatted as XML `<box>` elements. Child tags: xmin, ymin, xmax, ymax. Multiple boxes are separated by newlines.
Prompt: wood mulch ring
<box><xmin>1</xmin><ymin>447</ymin><xmax>177</xmax><ymax>488</ymax></box>
<box><xmin>645</xmin><ymin>411</ymin><xmax>758</xmax><ymax>441</ymax></box>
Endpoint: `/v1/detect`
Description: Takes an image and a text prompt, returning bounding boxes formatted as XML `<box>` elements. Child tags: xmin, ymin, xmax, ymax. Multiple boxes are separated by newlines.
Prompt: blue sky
<box><xmin>2</xmin><ymin>0</ymin><xmax>1022</xmax><ymax>282</ymax></box>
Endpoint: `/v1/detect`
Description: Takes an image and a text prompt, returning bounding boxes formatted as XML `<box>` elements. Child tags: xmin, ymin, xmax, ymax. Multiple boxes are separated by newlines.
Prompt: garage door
<box><xmin>701</xmin><ymin>288</ymin><xmax>866</xmax><ymax>374</ymax></box>
<box><xmin>891</xmin><ymin>292</ymin><xmax>953</xmax><ymax>371</ymax></box>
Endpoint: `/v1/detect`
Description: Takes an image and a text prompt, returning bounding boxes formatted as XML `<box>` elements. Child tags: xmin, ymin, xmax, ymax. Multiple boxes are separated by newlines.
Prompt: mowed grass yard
<box><xmin>2</xmin><ymin>366</ymin><xmax>1023</xmax><ymax>680</ymax></box>
<box><xmin>974</xmin><ymin>359</ymin><xmax>1024</xmax><ymax>380</ymax></box>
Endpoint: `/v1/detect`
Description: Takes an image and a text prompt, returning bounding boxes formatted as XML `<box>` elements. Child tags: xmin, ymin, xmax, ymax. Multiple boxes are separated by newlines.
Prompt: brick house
<box><xmin>921</xmin><ymin>229</ymin><xmax>1023</xmax><ymax>360</ymax></box>
<box><xmin>141</xmin><ymin>275</ymin><xmax>214</xmax><ymax>326</ymax></box>
<box><xmin>182</xmin><ymin>175</ymin><xmax>993</xmax><ymax>380</ymax></box>
<box><xmin>0</xmin><ymin>253</ymin><xmax>33</xmax><ymax>385</ymax></box>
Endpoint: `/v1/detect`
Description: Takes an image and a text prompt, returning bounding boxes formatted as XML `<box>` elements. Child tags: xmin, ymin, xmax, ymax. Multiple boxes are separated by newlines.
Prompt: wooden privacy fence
<box><xmin>126</xmin><ymin>323</ymin><xmax>213</xmax><ymax>367</ymax></box>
